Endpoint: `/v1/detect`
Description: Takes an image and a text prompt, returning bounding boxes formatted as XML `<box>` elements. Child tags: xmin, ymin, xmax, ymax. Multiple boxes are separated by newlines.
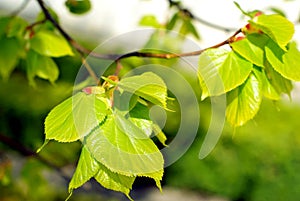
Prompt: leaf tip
<box><xmin>155</xmin><ymin>179</ymin><xmax>163</xmax><ymax>192</ymax></box>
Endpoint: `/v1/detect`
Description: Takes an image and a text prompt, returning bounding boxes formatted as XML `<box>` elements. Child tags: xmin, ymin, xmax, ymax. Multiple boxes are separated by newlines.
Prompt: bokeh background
<box><xmin>1</xmin><ymin>0</ymin><xmax>300</xmax><ymax>201</ymax></box>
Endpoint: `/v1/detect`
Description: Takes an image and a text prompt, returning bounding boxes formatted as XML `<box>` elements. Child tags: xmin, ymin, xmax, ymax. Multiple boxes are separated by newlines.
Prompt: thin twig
<box><xmin>81</xmin><ymin>57</ymin><xmax>99</xmax><ymax>84</ymax></box>
<box><xmin>34</xmin><ymin>0</ymin><xmax>240</xmax><ymax>62</ymax></box>
<box><xmin>26</xmin><ymin>19</ymin><xmax>47</xmax><ymax>31</ymax></box>
<box><xmin>89</xmin><ymin>29</ymin><xmax>241</xmax><ymax>60</ymax></box>
<box><xmin>35</xmin><ymin>0</ymin><xmax>100</xmax><ymax>82</ymax></box>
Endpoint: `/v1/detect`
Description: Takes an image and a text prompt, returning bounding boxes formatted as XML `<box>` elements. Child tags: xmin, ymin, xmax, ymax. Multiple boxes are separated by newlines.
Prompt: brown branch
<box><xmin>26</xmin><ymin>19</ymin><xmax>47</xmax><ymax>31</ymax></box>
<box><xmin>35</xmin><ymin>0</ymin><xmax>99</xmax><ymax>82</ymax></box>
<box><xmin>35</xmin><ymin>0</ymin><xmax>240</xmax><ymax>63</ymax></box>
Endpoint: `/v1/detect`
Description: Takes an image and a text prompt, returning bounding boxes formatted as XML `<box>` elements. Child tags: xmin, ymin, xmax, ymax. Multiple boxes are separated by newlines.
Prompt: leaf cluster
<box><xmin>198</xmin><ymin>13</ymin><xmax>298</xmax><ymax>126</ymax></box>
<box><xmin>39</xmin><ymin>72</ymin><xmax>169</xmax><ymax>200</ymax></box>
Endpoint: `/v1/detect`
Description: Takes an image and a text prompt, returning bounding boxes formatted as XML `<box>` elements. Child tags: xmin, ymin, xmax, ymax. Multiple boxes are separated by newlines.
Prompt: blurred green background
<box><xmin>1</xmin><ymin>1</ymin><xmax>300</xmax><ymax>201</ymax></box>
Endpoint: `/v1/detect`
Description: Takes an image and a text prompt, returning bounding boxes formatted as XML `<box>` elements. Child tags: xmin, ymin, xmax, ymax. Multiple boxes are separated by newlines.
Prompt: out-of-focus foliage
<box><xmin>166</xmin><ymin>100</ymin><xmax>300</xmax><ymax>201</ymax></box>
<box><xmin>1</xmin><ymin>0</ymin><xmax>300</xmax><ymax>200</ymax></box>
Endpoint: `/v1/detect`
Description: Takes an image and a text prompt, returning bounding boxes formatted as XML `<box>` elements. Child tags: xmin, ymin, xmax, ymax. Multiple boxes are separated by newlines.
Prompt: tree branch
<box><xmin>35</xmin><ymin>0</ymin><xmax>99</xmax><ymax>82</ymax></box>
<box><xmin>35</xmin><ymin>0</ymin><xmax>240</xmax><ymax>63</ymax></box>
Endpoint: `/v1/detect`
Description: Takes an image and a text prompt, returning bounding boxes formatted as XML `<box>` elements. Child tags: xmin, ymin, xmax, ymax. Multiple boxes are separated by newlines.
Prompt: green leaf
<box><xmin>253</xmin><ymin>67</ymin><xmax>280</xmax><ymax>100</ymax></box>
<box><xmin>249</xmin><ymin>14</ymin><xmax>294</xmax><ymax>49</ymax></box>
<box><xmin>129</xmin><ymin>102</ymin><xmax>151</xmax><ymax>120</ymax></box>
<box><xmin>265</xmin><ymin>61</ymin><xmax>293</xmax><ymax>97</ymax></box>
<box><xmin>153</xmin><ymin>124</ymin><xmax>167</xmax><ymax>146</ymax></box>
<box><xmin>268</xmin><ymin>7</ymin><xmax>286</xmax><ymax>17</ymax></box>
<box><xmin>94</xmin><ymin>162</ymin><xmax>135</xmax><ymax>200</ymax></box>
<box><xmin>69</xmin><ymin>146</ymin><xmax>135</xmax><ymax>200</ymax></box>
<box><xmin>84</xmin><ymin>112</ymin><xmax>164</xmax><ymax>178</ymax></box>
<box><xmin>129</xmin><ymin>118</ymin><xmax>153</xmax><ymax>137</ymax></box>
<box><xmin>231</xmin><ymin>34</ymin><xmax>269</xmax><ymax>67</ymax></box>
<box><xmin>226</xmin><ymin>73</ymin><xmax>262</xmax><ymax>126</ymax></box>
<box><xmin>45</xmin><ymin>92</ymin><xmax>109</xmax><ymax>142</ymax></box>
<box><xmin>166</xmin><ymin>13</ymin><xmax>179</xmax><ymax>30</ymax></box>
<box><xmin>0</xmin><ymin>17</ymin><xmax>11</xmax><ymax>38</ymax></box>
<box><xmin>113</xmin><ymin>90</ymin><xmax>138</xmax><ymax>112</ymax></box>
<box><xmin>118</xmin><ymin>72</ymin><xmax>168</xmax><ymax>109</ymax></box>
<box><xmin>65</xmin><ymin>0</ymin><xmax>92</xmax><ymax>15</ymax></box>
<box><xmin>69</xmin><ymin>146</ymin><xmax>100</xmax><ymax>192</ymax></box>
<box><xmin>6</xmin><ymin>17</ymin><xmax>28</xmax><ymax>38</ymax></box>
<box><xmin>198</xmin><ymin>48</ymin><xmax>253</xmax><ymax>99</ymax></box>
<box><xmin>266</xmin><ymin>41</ymin><xmax>300</xmax><ymax>81</ymax></box>
<box><xmin>128</xmin><ymin>103</ymin><xmax>167</xmax><ymax>146</ymax></box>
<box><xmin>139</xmin><ymin>15</ymin><xmax>161</xmax><ymax>28</ymax></box>
<box><xmin>30</xmin><ymin>30</ymin><xmax>74</xmax><ymax>57</ymax></box>
<box><xmin>233</xmin><ymin>2</ymin><xmax>247</xmax><ymax>16</ymax></box>
<box><xmin>26</xmin><ymin>50</ymin><xmax>59</xmax><ymax>86</ymax></box>
<box><xmin>0</xmin><ymin>37</ymin><xmax>21</xmax><ymax>80</ymax></box>
<box><xmin>180</xmin><ymin>18</ymin><xmax>200</xmax><ymax>39</ymax></box>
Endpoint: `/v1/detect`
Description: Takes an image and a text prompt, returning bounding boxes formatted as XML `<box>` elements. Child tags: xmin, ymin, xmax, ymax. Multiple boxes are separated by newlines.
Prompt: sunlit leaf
<box><xmin>130</xmin><ymin>118</ymin><xmax>153</xmax><ymax>137</ymax></box>
<box><xmin>153</xmin><ymin>124</ymin><xmax>167</xmax><ymax>146</ymax></box>
<box><xmin>94</xmin><ymin>162</ymin><xmax>135</xmax><ymax>200</ymax></box>
<box><xmin>118</xmin><ymin>72</ymin><xmax>169</xmax><ymax>109</ymax></box>
<box><xmin>84</xmin><ymin>112</ymin><xmax>164</xmax><ymax>178</ymax></box>
<box><xmin>45</xmin><ymin>92</ymin><xmax>109</xmax><ymax>142</ymax></box>
<box><xmin>69</xmin><ymin>146</ymin><xmax>135</xmax><ymax>200</ymax></box>
<box><xmin>264</xmin><ymin>61</ymin><xmax>293</xmax><ymax>97</ymax></box>
<box><xmin>198</xmin><ymin>48</ymin><xmax>253</xmax><ymax>99</ymax></box>
<box><xmin>253</xmin><ymin>67</ymin><xmax>280</xmax><ymax>100</ymax></box>
<box><xmin>68</xmin><ymin>146</ymin><xmax>100</xmax><ymax>192</ymax></box>
<box><xmin>26</xmin><ymin>50</ymin><xmax>59</xmax><ymax>86</ymax></box>
<box><xmin>30</xmin><ymin>30</ymin><xmax>74</xmax><ymax>57</ymax></box>
<box><xmin>231</xmin><ymin>34</ymin><xmax>269</xmax><ymax>67</ymax></box>
<box><xmin>266</xmin><ymin>41</ymin><xmax>300</xmax><ymax>81</ymax></box>
<box><xmin>249</xmin><ymin>14</ymin><xmax>294</xmax><ymax>49</ymax></box>
<box><xmin>226</xmin><ymin>73</ymin><xmax>262</xmax><ymax>126</ymax></box>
